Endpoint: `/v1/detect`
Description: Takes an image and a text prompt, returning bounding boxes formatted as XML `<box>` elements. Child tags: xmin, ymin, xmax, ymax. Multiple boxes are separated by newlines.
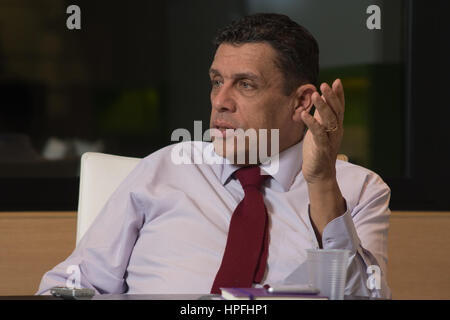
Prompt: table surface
<box><xmin>0</xmin><ymin>294</ymin><xmax>383</xmax><ymax>300</ymax></box>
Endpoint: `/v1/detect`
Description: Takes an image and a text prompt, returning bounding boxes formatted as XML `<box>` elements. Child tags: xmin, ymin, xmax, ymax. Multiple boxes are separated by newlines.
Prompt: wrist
<box><xmin>308</xmin><ymin>175</ymin><xmax>346</xmax><ymax>238</ymax></box>
<box><xmin>307</xmin><ymin>174</ymin><xmax>338</xmax><ymax>192</ymax></box>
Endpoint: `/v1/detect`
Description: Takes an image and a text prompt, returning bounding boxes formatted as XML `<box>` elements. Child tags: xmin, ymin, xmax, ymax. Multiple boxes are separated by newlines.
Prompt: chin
<box><xmin>212</xmin><ymin>136</ymin><xmax>258</xmax><ymax>165</ymax></box>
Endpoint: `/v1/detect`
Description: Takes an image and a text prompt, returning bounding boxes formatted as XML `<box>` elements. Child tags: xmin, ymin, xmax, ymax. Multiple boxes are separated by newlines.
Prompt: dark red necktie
<box><xmin>210</xmin><ymin>166</ymin><xmax>269</xmax><ymax>294</ymax></box>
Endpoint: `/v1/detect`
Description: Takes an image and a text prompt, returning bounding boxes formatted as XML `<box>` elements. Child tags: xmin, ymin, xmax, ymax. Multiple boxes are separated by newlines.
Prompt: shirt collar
<box><xmin>210</xmin><ymin>140</ymin><xmax>304</xmax><ymax>192</ymax></box>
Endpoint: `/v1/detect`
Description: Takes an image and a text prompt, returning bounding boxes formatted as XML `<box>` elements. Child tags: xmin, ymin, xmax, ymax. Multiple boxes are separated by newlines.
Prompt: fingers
<box><xmin>320</xmin><ymin>81</ymin><xmax>344</xmax><ymax>124</ymax></box>
<box><xmin>332</xmin><ymin>79</ymin><xmax>345</xmax><ymax>108</ymax></box>
<box><xmin>298</xmin><ymin>79</ymin><xmax>345</xmax><ymax>136</ymax></box>
<box><xmin>301</xmin><ymin>110</ymin><xmax>329</xmax><ymax>145</ymax></box>
<box><xmin>312</xmin><ymin>91</ymin><xmax>339</xmax><ymax>131</ymax></box>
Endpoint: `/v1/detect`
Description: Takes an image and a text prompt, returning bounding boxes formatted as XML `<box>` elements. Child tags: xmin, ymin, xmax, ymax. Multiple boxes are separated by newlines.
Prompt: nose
<box><xmin>211</xmin><ymin>84</ymin><xmax>236</xmax><ymax>113</ymax></box>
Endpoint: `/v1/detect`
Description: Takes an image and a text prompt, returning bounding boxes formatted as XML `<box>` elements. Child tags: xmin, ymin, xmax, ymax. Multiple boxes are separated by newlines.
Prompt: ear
<box><xmin>291</xmin><ymin>84</ymin><xmax>316</xmax><ymax>123</ymax></box>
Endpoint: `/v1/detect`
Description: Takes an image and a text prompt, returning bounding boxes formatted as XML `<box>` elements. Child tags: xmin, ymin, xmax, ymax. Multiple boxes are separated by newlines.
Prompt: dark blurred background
<box><xmin>0</xmin><ymin>0</ymin><xmax>448</xmax><ymax>210</ymax></box>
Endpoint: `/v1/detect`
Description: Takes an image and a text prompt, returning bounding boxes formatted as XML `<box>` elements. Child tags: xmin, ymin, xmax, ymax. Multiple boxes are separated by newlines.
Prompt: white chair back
<box><xmin>76</xmin><ymin>152</ymin><xmax>141</xmax><ymax>245</ymax></box>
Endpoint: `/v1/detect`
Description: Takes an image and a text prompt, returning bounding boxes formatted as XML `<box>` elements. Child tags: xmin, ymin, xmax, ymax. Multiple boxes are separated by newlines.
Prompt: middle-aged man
<box><xmin>37</xmin><ymin>13</ymin><xmax>391</xmax><ymax>298</ymax></box>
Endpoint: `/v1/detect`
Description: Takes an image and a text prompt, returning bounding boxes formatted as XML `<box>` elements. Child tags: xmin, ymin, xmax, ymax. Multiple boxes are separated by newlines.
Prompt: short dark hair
<box><xmin>214</xmin><ymin>13</ymin><xmax>319</xmax><ymax>95</ymax></box>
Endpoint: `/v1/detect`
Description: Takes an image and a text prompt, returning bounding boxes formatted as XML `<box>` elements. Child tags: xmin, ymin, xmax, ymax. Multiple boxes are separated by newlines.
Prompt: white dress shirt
<box><xmin>37</xmin><ymin>140</ymin><xmax>391</xmax><ymax>298</ymax></box>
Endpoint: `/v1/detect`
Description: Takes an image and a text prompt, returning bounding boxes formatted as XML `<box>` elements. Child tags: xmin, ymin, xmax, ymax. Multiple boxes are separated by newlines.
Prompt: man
<box><xmin>37</xmin><ymin>13</ymin><xmax>391</xmax><ymax>298</ymax></box>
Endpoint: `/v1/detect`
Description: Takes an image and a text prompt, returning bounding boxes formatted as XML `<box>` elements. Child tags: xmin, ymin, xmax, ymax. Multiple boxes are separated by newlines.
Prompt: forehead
<box><xmin>210</xmin><ymin>42</ymin><xmax>280</xmax><ymax>78</ymax></box>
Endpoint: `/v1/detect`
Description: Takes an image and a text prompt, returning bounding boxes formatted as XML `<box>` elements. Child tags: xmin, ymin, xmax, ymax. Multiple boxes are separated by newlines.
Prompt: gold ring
<box><xmin>325</xmin><ymin>125</ymin><xmax>338</xmax><ymax>132</ymax></box>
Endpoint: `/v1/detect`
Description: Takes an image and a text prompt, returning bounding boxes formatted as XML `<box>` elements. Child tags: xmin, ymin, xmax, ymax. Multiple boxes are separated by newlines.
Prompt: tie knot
<box><xmin>235</xmin><ymin>166</ymin><xmax>268</xmax><ymax>190</ymax></box>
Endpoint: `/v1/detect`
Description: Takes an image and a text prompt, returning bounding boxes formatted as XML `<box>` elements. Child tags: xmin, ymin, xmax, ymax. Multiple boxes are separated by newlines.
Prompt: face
<box><xmin>209</xmin><ymin>42</ymin><xmax>307</xmax><ymax>164</ymax></box>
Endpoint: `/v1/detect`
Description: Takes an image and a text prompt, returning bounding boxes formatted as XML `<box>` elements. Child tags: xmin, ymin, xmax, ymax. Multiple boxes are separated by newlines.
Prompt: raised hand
<box><xmin>300</xmin><ymin>79</ymin><xmax>345</xmax><ymax>184</ymax></box>
<box><xmin>298</xmin><ymin>79</ymin><xmax>346</xmax><ymax>243</ymax></box>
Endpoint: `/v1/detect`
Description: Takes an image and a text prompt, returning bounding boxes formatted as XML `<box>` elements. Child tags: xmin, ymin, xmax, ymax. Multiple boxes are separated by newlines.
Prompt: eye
<box><xmin>239</xmin><ymin>80</ymin><xmax>252</xmax><ymax>89</ymax></box>
<box><xmin>212</xmin><ymin>79</ymin><xmax>223</xmax><ymax>88</ymax></box>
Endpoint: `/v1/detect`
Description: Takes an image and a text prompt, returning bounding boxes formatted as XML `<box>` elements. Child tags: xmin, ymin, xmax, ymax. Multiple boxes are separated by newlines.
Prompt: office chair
<box><xmin>76</xmin><ymin>152</ymin><xmax>141</xmax><ymax>245</ymax></box>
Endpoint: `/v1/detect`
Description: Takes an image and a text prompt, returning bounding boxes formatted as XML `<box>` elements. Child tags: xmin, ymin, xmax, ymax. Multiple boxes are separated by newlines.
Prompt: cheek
<box><xmin>240</xmin><ymin>108</ymin><xmax>264</xmax><ymax>130</ymax></box>
<box><xmin>239</xmin><ymin>97</ymin><xmax>271</xmax><ymax>128</ymax></box>
<box><xmin>255</xmin><ymin>100</ymin><xmax>288</xmax><ymax>129</ymax></box>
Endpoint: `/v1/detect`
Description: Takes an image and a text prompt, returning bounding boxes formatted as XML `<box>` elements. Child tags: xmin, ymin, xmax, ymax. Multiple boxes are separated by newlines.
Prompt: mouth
<box><xmin>212</xmin><ymin>121</ymin><xmax>237</xmax><ymax>138</ymax></box>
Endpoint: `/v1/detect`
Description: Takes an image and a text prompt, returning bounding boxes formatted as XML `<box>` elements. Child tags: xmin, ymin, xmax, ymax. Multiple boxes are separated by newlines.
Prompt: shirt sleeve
<box><xmin>311</xmin><ymin>173</ymin><xmax>392</xmax><ymax>299</ymax></box>
<box><xmin>35</xmin><ymin>163</ymin><xmax>147</xmax><ymax>295</ymax></box>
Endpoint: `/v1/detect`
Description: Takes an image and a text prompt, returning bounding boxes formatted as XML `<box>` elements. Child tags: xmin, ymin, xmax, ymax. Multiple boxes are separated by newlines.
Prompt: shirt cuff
<box><xmin>319</xmin><ymin>206</ymin><xmax>361</xmax><ymax>253</ymax></box>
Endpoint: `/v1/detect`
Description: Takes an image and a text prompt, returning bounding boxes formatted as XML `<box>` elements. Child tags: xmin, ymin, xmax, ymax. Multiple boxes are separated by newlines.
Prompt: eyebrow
<box><xmin>209</xmin><ymin>68</ymin><xmax>260</xmax><ymax>81</ymax></box>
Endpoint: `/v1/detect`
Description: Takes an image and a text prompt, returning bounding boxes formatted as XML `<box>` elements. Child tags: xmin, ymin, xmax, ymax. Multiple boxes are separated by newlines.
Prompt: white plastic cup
<box><xmin>306</xmin><ymin>249</ymin><xmax>350</xmax><ymax>300</ymax></box>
